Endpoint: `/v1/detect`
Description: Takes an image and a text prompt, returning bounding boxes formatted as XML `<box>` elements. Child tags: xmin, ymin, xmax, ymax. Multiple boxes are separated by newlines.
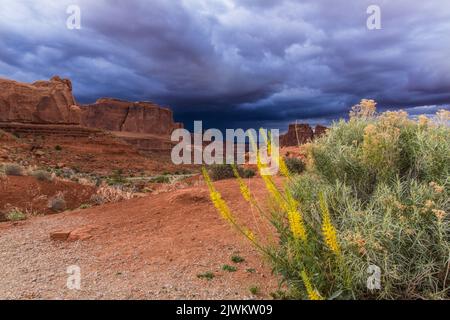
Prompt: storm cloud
<box><xmin>0</xmin><ymin>0</ymin><xmax>449</xmax><ymax>131</ymax></box>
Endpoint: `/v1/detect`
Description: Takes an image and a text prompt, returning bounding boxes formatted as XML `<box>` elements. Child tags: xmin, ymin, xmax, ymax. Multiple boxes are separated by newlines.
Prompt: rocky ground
<box><xmin>0</xmin><ymin>177</ymin><xmax>280</xmax><ymax>300</ymax></box>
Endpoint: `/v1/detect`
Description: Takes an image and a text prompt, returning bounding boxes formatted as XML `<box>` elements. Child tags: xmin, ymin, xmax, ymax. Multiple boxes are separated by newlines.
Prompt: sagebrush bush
<box><xmin>208</xmin><ymin>164</ymin><xmax>255</xmax><ymax>181</ymax></box>
<box><xmin>204</xmin><ymin>100</ymin><xmax>450</xmax><ymax>300</ymax></box>
<box><xmin>3</xmin><ymin>163</ymin><xmax>24</xmax><ymax>176</ymax></box>
<box><xmin>283</xmin><ymin>157</ymin><xmax>305</xmax><ymax>175</ymax></box>
<box><xmin>48</xmin><ymin>195</ymin><xmax>66</xmax><ymax>212</ymax></box>
<box><xmin>277</xmin><ymin>103</ymin><xmax>449</xmax><ymax>299</ymax></box>
<box><xmin>31</xmin><ymin>170</ymin><xmax>53</xmax><ymax>182</ymax></box>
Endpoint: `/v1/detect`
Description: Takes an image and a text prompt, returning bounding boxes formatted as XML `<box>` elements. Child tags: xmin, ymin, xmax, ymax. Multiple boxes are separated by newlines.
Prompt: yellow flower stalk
<box><xmin>319</xmin><ymin>192</ymin><xmax>341</xmax><ymax>255</ymax></box>
<box><xmin>278</xmin><ymin>156</ymin><xmax>291</xmax><ymax>179</ymax></box>
<box><xmin>288</xmin><ymin>210</ymin><xmax>307</xmax><ymax>241</ymax></box>
<box><xmin>249</xmin><ymin>133</ymin><xmax>286</xmax><ymax>210</ymax></box>
<box><xmin>203</xmin><ymin>167</ymin><xmax>261</xmax><ymax>248</ymax></box>
<box><xmin>250</xmin><ymin>131</ymin><xmax>307</xmax><ymax>241</ymax></box>
<box><xmin>300</xmin><ymin>270</ymin><xmax>323</xmax><ymax>300</ymax></box>
<box><xmin>243</xmin><ymin>227</ymin><xmax>256</xmax><ymax>243</ymax></box>
<box><xmin>232</xmin><ymin>164</ymin><xmax>252</xmax><ymax>203</ymax></box>
<box><xmin>202</xmin><ymin>167</ymin><xmax>235</xmax><ymax>225</ymax></box>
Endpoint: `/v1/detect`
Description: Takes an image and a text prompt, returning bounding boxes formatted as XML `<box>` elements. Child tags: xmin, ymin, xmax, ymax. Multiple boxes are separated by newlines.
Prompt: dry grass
<box><xmin>90</xmin><ymin>184</ymin><xmax>134</xmax><ymax>205</ymax></box>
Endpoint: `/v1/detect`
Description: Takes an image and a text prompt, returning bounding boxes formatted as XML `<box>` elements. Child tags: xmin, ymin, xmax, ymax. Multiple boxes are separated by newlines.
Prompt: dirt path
<box><xmin>0</xmin><ymin>178</ymin><xmax>279</xmax><ymax>299</ymax></box>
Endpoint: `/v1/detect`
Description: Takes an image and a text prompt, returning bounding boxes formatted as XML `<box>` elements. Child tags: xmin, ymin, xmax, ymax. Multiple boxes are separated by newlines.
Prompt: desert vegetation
<box><xmin>207</xmin><ymin>164</ymin><xmax>255</xmax><ymax>181</ymax></box>
<box><xmin>2</xmin><ymin>163</ymin><xmax>25</xmax><ymax>176</ymax></box>
<box><xmin>204</xmin><ymin>100</ymin><xmax>449</xmax><ymax>300</ymax></box>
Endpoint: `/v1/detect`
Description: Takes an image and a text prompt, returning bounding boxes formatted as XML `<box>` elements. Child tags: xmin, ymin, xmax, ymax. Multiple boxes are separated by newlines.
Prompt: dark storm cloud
<box><xmin>0</xmin><ymin>0</ymin><xmax>449</xmax><ymax>131</ymax></box>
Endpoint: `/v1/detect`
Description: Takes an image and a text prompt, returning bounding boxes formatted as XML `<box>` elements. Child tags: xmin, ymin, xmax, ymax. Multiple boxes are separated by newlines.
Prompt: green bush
<box><xmin>31</xmin><ymin>170</ymin><xmax>53</xmax><ymax>182</ymax></box>
<box><xmin>3</xmin><ymin>163</ymin><xmax>24</xmax><ymax>176</ymax></box>
<box><xmin>149</xmin><ymin>175</ymin><xmax>171</xmax><ymax>184</ymax></box>
<box><xmin>268</xmin><ymin>104</ymin><xmax>450</xmax><ymax>299</ymax></box>
<box><xmin>222</xmin><ymin>264</ymin><xmax>237</xmax><ymax>272</ymax></box>
<box><xmin>6</xmin><ymin>208</ymin><xmax>26</xmax><ymax>221</ymax></box>
<box><xmin>208</xmin><ymin>164</ymin><xmax>255</xmax><ymax>181</ymax></box>
<box><xmin>283</xmin><ymin>157</ymin><xmax>305</xmax><ymax>175</ymax></box>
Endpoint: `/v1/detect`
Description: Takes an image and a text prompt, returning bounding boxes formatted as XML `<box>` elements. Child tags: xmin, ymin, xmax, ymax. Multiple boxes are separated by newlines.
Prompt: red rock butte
<box><xmin>280</xmin><ymin>123</ymin><xmax>328</xmax><ymax>147</ymax></box>
<box><xmin>0</xmin><ymin>76</ymin><xmax>183</xmax><ymax>154</ymax></box>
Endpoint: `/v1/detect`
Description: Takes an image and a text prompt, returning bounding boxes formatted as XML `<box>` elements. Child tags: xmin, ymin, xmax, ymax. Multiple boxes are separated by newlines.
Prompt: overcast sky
<box><xmin>1</xmin><ymin>0</ymin><xmax>449</xmax><ymax>131</ymax></box>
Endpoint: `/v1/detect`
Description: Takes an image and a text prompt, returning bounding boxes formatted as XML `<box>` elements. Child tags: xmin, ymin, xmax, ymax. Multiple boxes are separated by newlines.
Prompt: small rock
<box><xmin>67</xmin><ymin>225</ymin><xmax>97</xmax><ymax>241</ymax></box>
<box><xmin>49</xmin><ymin>231</ymin><xmax>70</xmax><ymax>241</ymax></box>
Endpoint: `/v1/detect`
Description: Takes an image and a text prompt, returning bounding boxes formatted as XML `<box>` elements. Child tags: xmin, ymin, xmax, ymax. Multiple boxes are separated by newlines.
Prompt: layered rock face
<box><xmin>0</xmin><ymin>76</ymin><xmax>80</xmax><ymax>124</ymax></box>
<box><xmin>280</xmin><ymin>123</ymin><xmax>328</xmax><ymax>147</ymax></box>
<box><xmin>314</xmin><ymin>125</ymin><xmax>328</xmax><ymax>138</ymax></box>
<box><xmin>80</xmin><ymin>98</ymin><xmax>183</xmax><ymax>136</ymax></box>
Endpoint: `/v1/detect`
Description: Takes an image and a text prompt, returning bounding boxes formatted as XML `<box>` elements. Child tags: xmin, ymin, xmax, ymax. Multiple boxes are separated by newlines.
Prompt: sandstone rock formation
<box><xmin>80</xmin><ymin>98</ymin><xmax>183</xmax><ymax>136</ymax></box>
<box><xmin>0</xmin><ymin>77</ymin><xmax>184</xmax><ymax>155</ymax></box>
<box><xmin>0</xmin><ymin>76</ymin><xmax>80</xmax><ymax>124</ymax></box>
<box><xmin>280</xmin><ymin>123</ymin><xmax>328</xmax><ymax>147</ymax></box>
<box><xmin>314</xmin><ymin>125</ymin><xmax>328</xmax><ymax>138</ymax></box>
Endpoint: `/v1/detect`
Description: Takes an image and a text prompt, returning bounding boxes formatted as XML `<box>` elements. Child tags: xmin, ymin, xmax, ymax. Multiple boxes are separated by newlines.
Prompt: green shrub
<box><xmin>242</xmin><ymin>168</ymin><xmax>256</xmax><ymax>179</ymax></box>
<box><xmin>31</xmin><ymin>170</ymin><xmax>53</xmax><ymax>182</ymax></box>
<box><xmin>208</xmin><ymin>164</ymin><xmax>255</xmax><ymax>181</ymax></box>
<box><xmin>54</xmin><ymin>145</ymin><xmax>62</xmax><ymax>151</ymax></box>
<box><xmin>197</xmin><ymin>271</ymin><xmax>215</xmax><ymax>281</ymax></box>
<box><xmin>268</xmin><ymin>104</ymin><xmax>450</xmax><ymax>299</ymax></box>
<box><xmin>3</xmin><ymin>163</ymin><xmax>24</xmax><ymax>176</ymax></box>
<box><xmin>283</xmin><ymin>157</ymin><xmax>305</xmax><ymax>175</ymax></box>
<box><xmin>107</xmin><ymin>169</ymin><xmax>126</xmax><ymax>185</ymax></box>
<box><xmin>6</xmin><ymin>208</ymin><xmax>26</xmax><ymax>221</ymax></box>
<box><xmin>149</xmin><ymin>175</ymin><xmax>171</xmax><ymax>184</ymax></box>
<box><xmin>222</xmin><ymin>264</ymin><xmax>237</xmax><ymax>272</ymax></box>
<box><xmin>249</xmin><ymin>286</ymin><xmax>260</xmax><ymax>295</ymax></box>
<box><xmin>231</xmin><ymin>254</ymin><xmax>245</xmax><ymax>263</ymax></box>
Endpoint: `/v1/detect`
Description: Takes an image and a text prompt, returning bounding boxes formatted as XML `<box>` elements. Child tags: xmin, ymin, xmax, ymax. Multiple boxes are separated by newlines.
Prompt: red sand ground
<box><xmin>0</xmin><ymin>177</ymin><xmax>281</xmax><ymax>299</ymax></box>
<box><xmin>0</xmin><ymin>176</ymin><xmax>96</xmax><ymax>218</ymax></box>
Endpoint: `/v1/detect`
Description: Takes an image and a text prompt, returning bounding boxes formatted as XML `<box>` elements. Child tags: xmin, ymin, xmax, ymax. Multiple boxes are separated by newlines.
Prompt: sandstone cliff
<box><xmin>280</xmin><ymin>123</ymin><xmax>328</xmax><ymax>147</ymax></box>
<box><xmin>0</xmin><ymin>76</ymin><xmax>79</xmax><ymax>124</ymax></box>
<box><xmin>80</xmin><ymin>98</ymin><xmax>183</xmax><ymax>136</ymax></box>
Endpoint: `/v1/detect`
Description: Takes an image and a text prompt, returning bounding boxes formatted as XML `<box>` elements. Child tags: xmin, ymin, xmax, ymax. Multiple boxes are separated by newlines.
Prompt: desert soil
<box><xmin>0</xmin><ymin>176</ymin><xmax>96</xmax><ymax>217</ymax></box>
<box><xmin>0</xmin><ymin>177</ymin><xmax>280</xmax><ymax>300</ymax></box>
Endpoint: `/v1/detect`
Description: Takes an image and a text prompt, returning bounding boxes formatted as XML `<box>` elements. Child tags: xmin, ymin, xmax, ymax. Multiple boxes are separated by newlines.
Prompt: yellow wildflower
<box><xmin>243</xmin><ymin>228</ymin><xmax>256</xmax><ymax>242</ymax></box>
<box><xmin>424</xmin><ymin>200</ymin><xmax>435</xmax><ymax>209</ymax></box>
<box><xmin>300</xmin><ymin>270</ymin><xmax>323</xmax><ymax>300</ymax></box>
<box><xmin>418</xmin><ymin>115</ymin><xmax>429</xmax><ymax>126</ymax></box>
<box><xmin>319</xmin><ymin>192</ymin><xmax>341</xmax><ymax>256</ymax></box>
<box><xmin>429</xmin><ymin>182</ymin><xmax>444</xmax><ymax>194</ymax></box>
<box><xmin>202</xmin><ymin>167</ymin><xmax>235</xmax><ymax>225</ymax></box>
<box><xmin>350</xmin><ymin>99</ymin><xmax>377</xmax><ymax>119</ymax></box>
<box><xmin>432</xmin><ymin>209</ymin><xmax>446</xmax><ymax>221</ymax></box>
<box><xmin>287</xmin><ymin>210</ymin><xmax>307</xmax><ymax>241</ymax></box>
<box><xmin>278</xmin><ymin>155</ymin><xmax>291</xmax><ymax>179</ymax></box>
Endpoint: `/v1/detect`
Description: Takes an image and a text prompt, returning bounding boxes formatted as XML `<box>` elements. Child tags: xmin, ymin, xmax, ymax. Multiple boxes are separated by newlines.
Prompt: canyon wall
<box><xmin>79</xmin><ymin>98</ymin><xmax>183</xmax><ymax>135</ymax></box>
<box><xmin>280</xmin><ymin>123</ymin><xmax>328</xmax><ymax>147</ymax></box>
<box><xmin>0</xmin><ymin>77</ymin><xmax>182</xmax><ymax>139</ymax></box>
<box><xmin>0</xmin><ymin>76</ymin><xmax>80</xmax><ymax>124</ymax></box>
